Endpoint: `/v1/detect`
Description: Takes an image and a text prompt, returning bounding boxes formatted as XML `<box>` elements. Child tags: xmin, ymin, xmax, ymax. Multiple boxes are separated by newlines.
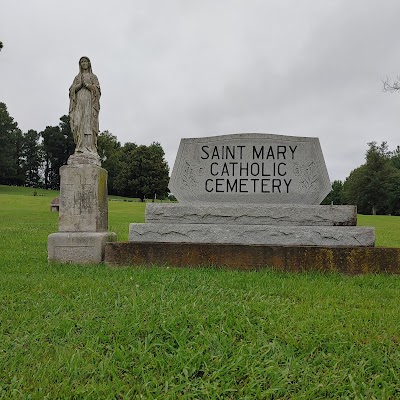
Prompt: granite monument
<box><xmin>128</xmin><ymin>133</ymin><xmax>375</xmax><ymax>247</ymax></box>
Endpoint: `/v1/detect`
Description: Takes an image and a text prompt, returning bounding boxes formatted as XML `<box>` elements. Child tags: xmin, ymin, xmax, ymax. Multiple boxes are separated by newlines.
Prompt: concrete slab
<box><xmin>129</xmin><ymin>223</ymin><xmax>375</xmax><ymax>247</ymax></box>
<box><xmin>146</xmin><ymin>203</ymin><xmax>357</xmax><ymax>226</ymax></box>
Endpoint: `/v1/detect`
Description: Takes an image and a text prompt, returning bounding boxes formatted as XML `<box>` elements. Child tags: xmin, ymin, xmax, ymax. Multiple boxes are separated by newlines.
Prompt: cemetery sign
<box><xmin>169</xmin><ymin>133</ymin><xmax>331</xmax><ymax>205</ymax></box>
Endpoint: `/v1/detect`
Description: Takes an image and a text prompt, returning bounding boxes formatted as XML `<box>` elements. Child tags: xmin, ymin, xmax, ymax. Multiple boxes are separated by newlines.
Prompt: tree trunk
<box><xmin>372</xmin><ymin>204</ymin><xmax>377</xmax><ymax>215</ymax></box>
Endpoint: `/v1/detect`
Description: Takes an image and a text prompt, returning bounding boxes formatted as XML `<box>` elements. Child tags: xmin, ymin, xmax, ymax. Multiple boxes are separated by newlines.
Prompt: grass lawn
<box><xmin>358</xmin><ymin>214</ymin><xmax>400</xmax><ymax>248</ymax></box>
<box><xmin>1</xmin><ymin>185</ymin><xmax>400</xmax><ymax>398</ymax></box>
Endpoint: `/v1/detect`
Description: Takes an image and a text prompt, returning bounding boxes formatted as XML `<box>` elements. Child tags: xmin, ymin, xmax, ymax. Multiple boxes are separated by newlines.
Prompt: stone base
<box><xmin>146</xmin><ymin>203</ymin><xmax>357</xmax><ymax>226</ymax></box>
<box><xmin>59</xmin><ymin>164</ymin><xmax>108</xmax><ymax>232</ymax></box>
<box><xmin>105</xmin><ymin>242</ymin><xmax>400</xmax><ymax>274</ymax></box>
<box><xmin>129</xmin><ymin>223</ymin><xmax>375</xmax><ymax>247</ymax></box>
<box><xmin>48</xmin><ymin>232</ymin><xmax>117</xmax><ymax>264</ymax></box>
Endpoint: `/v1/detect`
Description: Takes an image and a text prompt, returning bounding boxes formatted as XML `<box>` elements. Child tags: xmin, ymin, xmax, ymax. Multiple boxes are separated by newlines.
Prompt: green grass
<box><xmin>358</xmin><ymin>214</ymin><xmax>400</xmax><ymax>248</ymax></box>
<box><xmin>1</xmin><ymin>185</ymin><xmax>400</xmax><ymax>398</ymax></box>
<box><xmin>0</xmin><ymin>185</ymin><xmax>58</xmax><ymax>198</ymax></box>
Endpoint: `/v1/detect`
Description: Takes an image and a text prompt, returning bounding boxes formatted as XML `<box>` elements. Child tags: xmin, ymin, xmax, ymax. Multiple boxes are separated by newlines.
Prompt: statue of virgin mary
<box><xmin>69</xmin><ymin>56</ymin><xmax>101</xmax><ymax>157</ymax></box>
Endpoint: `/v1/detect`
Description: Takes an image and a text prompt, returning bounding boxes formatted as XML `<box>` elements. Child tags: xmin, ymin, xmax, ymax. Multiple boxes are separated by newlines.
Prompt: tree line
<box><xmin>0</xmin><ymin>102</ymin><xmax>170</xmax><ymax>201</ymax></box>
<box><xmin>1</xmin><ymin>100</ymin><xmax>399</xmax><ymax>213</ymax></box>
<box><xmin>322</xmin><ymin>141</ymin><xmax>400</xmax><ymax>215</ymax></box>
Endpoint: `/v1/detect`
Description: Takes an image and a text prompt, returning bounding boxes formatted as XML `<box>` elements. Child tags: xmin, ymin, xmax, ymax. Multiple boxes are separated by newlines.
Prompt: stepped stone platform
<box><xmin>113</xmin><ymin>133</ymin><xmax>383</xmax><ymax>272</ymax></box>
<box><xmin>130</xmin><ymin>203</ymin><xmax>374</xmax><ymax>247</ymax></box>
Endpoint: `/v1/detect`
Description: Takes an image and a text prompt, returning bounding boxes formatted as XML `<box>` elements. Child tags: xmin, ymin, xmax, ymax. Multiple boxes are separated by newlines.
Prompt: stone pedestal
<box><xmin>117</xmin><ymin>133</ymin><xmax>377</xmax><ymax>270</ymax></box>
<box><xmin>48</xmin><ymin>232</ymin><xmax>116</xmax><ymax>263</ymax></box>
<box><xmin>48</xmin><ymin>162</ymin><xmax>116</xmax><ymax>264</ymax></box>
<box><xmin>58</xmin><ymin>163</ymin><xmax>108</xmax><ymax>232</ymax></box>
<box><xmin>130</xmin><ymin>203</ymin><xmax>374</xmax><ymax>247</ymax></box>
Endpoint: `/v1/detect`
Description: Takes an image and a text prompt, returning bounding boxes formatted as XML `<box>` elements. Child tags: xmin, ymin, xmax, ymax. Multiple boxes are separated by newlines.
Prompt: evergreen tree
<box><xmin>98</xmin><ymin>130</ymin><xmax>121</xmax><ymax>194</ymax></box>
<box><xmin>0</xmin><ymin>102</ymin><xmax>24</xmax><ymax>185</ymax></box>
<box><xmin>390</xmin><ymin>146</ymin><xmax>400</xmax><ymax>170</ymax></box>
<box><xmin>22</xmin><ymin>129</ymin><xmax>42</xmax><ymax>187</ymax></box>
<box><xmin>343</xmin><ymin>142</ymin><xmax>400</xmax><ymax>215</ymax></box>
<box><xmin>321</xmin><ymin>180</ymin><xmax>343</xmax><ymax>205</ymax></box>
<box><xmin>10</xmin><ymin>129</ymin><xmax>25</xmax><ymax>186</ymax></box>
<box><xmin>59</xmin><ymin>115</ymin><xmax>75</xmax><ymax>157</ymax></box>
<box><xmin>114</xmin><ymin>142</ymin><xmax>169</xmax><ymax>201</ymax></box>
<box><xmin>41</xmin><ymin>116</ymin><xmax>74</xmax><ymax>189</ymax></box>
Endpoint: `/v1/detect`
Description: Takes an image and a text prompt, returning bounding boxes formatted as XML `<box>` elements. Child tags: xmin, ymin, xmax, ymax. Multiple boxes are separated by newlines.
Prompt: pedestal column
<box><xmin>48</xmin><ymin>162</ymin><xmax>117</xmax><ymax>264</ymax></box>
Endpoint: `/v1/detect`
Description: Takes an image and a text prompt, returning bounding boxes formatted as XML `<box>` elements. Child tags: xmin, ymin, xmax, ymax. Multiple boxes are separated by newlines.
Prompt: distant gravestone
<box><xmin>50</xmin><ymin>197</ymin><xmax>60</xmax><ymax>212</ymax></box>
<box><xmin>169</xmin><ymin>133</ymin><xmax>332</xmax><ymax>205</ymax></box>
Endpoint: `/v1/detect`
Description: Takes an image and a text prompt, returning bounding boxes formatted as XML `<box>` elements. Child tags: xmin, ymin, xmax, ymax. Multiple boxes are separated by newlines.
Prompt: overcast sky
<box><xmin>1</xmin><ymin>0</ymin><xmax>400</xmax><ymax>181</ymax></box>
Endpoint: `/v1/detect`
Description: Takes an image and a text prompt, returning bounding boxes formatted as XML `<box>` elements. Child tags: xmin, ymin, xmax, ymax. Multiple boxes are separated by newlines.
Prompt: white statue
<box><xmin>69</xmin><ymin>56</ymin><xmax>101</xmax><ymax>156</ymax></box>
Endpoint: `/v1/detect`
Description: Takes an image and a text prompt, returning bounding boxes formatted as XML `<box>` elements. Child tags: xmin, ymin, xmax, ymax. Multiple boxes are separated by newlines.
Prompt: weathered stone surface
<box><xmin>48</xmin><ymin>232</ymin><xmax>117</xmax><ymax>264</ymax></box>
<box><xmin>146</xmin><ymin>203</ymin><xmax>357</xmax><ymax>226</ymax></box>
<box><xmin>129</xmin><ymin>223</ymin><xmax>374</xmax><ymax>247</ymax></box>
<box><xmin>169</xmin><ymin>133</ymin><xmax>331</xmax><ymax>205</ymax></box>
<box><xmin>105</xmin><ymin>242</ymin><xmax>400</xmax><ymax>274</ymax></box>
<box><xmin>58</xmin><ymin>164</ymin><xmax>108</xmax><ymax>232</ymax></box>
<box><xmin>69</xmin><ymin>56</ymin><xmax>101</xmax><ymax>158</ymax></box>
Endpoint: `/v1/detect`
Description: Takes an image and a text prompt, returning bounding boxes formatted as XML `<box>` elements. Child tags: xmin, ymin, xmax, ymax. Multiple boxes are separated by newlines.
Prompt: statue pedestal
<box><xmin>48</xmin><ymin>232</ymin><xmax>116</xmax><ymax>264</ymax></box>
<box><xmin>48</xmin><ymin>161</ymin><xmax>116</xmax><ymax>264</ymax></box>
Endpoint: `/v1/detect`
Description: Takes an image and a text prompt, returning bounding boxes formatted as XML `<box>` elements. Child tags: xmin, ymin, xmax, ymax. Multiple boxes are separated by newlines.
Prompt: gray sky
<box><xmin>1</xmin><ymin>0</ymin><xmax>400</xmax><ymax>181</ymax></box>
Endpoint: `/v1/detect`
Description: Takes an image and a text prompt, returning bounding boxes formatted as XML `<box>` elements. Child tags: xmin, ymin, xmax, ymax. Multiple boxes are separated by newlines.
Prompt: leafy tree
<box><xmin>131</xmin><ymin>142</ymin><xmax>170</xmax><ymax>201</ymax></box>
<box><xmin>390</xmin><ymin>146</ymin><xmax>400</xmax><ymax>170</ymax></box>
<box><xmin>0</xmin><ymin>42</ymin><xmax>3</xmax><ymax>51</ymax></box>
<box><xmin>59</xmin><ymin>115</ymin><xmax>75</xmax><ymax>157</ymax></box>
<box><xmin>343</xmin><ymin>142</ymin><xmax>400</xmax><ymax>215</ymax></box>
<box><xmin>363</xmin><ymin>142</ymin><xmax>399</xmax><ymax>215</ymax></box>
<box><xmin>22</xmin><ymin>129</ymin><xmax>42</xmax><ymax>187</ymax></box>
<box><xmin>10</xmin><ymin>129</ymin><xmax>25</xmax><ymax>186</ymax></box>
<box><xmin>98</xmin><ymin>130</ymin><xmax>121</xmax><ymax>194</ymax></box>
<box><xmin>40</xmin><ymin>115</ymin><xmax>75</xmax><ymax>189</ymax></box>
<box><xmin>113</xmin><ymin>142</ymin><xmax>138</xmax><ymax>196</ymax></box>
<box><xmin>321</xmin><ymin>180</ymin><xmax>343</xmax><ymax>205</ymax></box>
<box><xmin>41</xmin><ymin>125</ymin><xmax>62</xmax><ymax>189</ymax></box>
<box><xmin>0</xmin><ymin>102</ymin><xmax>24</xmax><ymax>185</ymax></box>
<box><xmin>385</xmin><ymin>171</ymin><xmax>400</xmax><ymax>215</ymax></box>
<box><xmin>342</xmin><ymin>164</ymin><xmax>369</xmax><ymax>212</ymax></box>
<box><xmin>41</xmin><ymin>116</ymin><xmax>75</xmax><ymax>189</ymax></box>
<box><xmin>114</xmin><ymin>142</ymin><xmax>170</xmax><ymax>201</ymax></box>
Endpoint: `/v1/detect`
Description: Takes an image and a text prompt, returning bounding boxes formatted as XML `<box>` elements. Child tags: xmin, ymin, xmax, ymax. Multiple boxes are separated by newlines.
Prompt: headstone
<box><xmin>50</xmin><ymin>197</ymin><xmax>60</xmax><ymax>212</ymax></box>
<box><xmin>48</xmin><ymin>57</ymin><xmax>116</xmax><ymax>264</ymax></box>
<box><xmin>128</xmin><ymin>132</ymin><xmax>375</xmax><ymax>248</ymax></box>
